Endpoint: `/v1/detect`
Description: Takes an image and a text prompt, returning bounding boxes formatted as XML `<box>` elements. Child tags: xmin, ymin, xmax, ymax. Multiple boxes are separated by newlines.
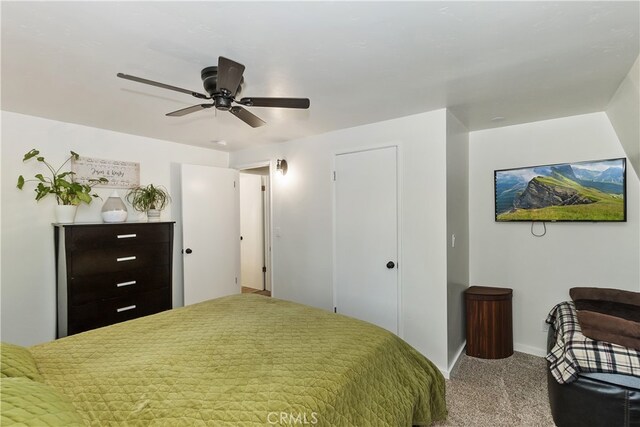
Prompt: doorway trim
<box><xmin>331</xmin><ymin>142</ymin><xmax>404</xmax><ymax>338</ymax></box>
<box><xmin>235</xmin><ymin>160</ymin><xmax>275</xmax><ymax>297</ymax></box>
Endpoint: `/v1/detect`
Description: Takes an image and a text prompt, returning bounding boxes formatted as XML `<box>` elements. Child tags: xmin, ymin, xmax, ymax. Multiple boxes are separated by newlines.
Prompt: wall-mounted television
<box><xmin>495</xmin><ymin>158</ymin><xmax>626</xmax><ymax>222</ymax></box>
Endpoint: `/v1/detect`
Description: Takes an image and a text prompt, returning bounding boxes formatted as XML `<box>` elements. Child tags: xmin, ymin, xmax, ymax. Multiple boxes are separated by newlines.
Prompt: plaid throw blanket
<box><xmin>546</xmin><ymin>301</ymin><xmax>640</xmax><ymax>384</ymax></box>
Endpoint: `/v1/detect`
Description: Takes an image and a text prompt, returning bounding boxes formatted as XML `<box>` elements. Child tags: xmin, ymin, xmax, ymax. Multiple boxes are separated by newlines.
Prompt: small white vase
<box><xmin>101</xmin><ymin>190</ymin><xmax>128</xmax><ymax>223</ymax></box>
<box><xmin>56</xmin><ymin>205</ymin><xmax>78</xmax><ymax>224</ymax></box>
<box><xmin>147</xmin><ymin>209</ymin><xmax>161</xmax><ymax>222</ymax></box>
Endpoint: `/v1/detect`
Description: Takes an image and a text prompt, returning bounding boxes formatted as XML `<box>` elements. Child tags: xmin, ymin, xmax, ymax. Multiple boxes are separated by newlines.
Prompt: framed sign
<box><xmin>72</xmin><ymin>156</ymin><xmax>140</xmax><ymax>189</ymax></box>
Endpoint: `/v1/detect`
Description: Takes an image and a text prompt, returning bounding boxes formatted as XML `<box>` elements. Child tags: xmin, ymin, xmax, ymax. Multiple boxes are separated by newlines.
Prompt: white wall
<box><xmin>231</xmin><ymin>110</ymin><xmax>450</xmax><ymax>370</ymax></box>
<box><xmin>446</xmin><ymin>111</ymin><xmax>469</xmax><ymax>367</ymax></box>
<box><xmin>607</xmin><ymin>56</ymin><xmax>639</xmax><ymax>178</ymax></box>
<box><xmin>469</xmin><ymin>112</ymin><xmax>640</xmax><ymax>356</ymax></box>
<box><xmin>1</xmin><ymin>111</ymin><xmax>228</xmax><ymax>346</ymax></box>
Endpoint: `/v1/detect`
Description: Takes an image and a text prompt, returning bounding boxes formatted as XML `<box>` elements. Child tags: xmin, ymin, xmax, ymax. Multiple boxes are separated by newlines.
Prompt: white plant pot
<box><xmin>56</xmin><ymin>205</ymin><xmax>78</xmax><ymax>224</ymax></box>
<box><xmin>147</xmin><ymin>209</ymin><xmax>161</xmax><ymax>222</ymax></box>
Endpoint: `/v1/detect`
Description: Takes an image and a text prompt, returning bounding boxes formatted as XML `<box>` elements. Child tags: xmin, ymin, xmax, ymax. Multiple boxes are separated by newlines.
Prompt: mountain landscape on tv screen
<box><xmin>495</xmin><ymin>159</ymin><xmax>625</xmax><ymax>221</ymax></box>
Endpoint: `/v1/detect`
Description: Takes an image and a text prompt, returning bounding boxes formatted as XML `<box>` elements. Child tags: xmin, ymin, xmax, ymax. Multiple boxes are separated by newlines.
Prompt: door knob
<box><xmin>185</xmin><ymin>248</ymin><xmax>193</xmax><ymax>254</ymax></box>
<box><xmin>386</xmin><ymin>261</ymin><xmax>395</xmax><ymax>269</ymax></box>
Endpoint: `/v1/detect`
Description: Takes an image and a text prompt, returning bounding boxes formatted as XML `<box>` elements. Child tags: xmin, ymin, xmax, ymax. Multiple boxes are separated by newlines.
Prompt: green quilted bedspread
<box><xmin>30</xmin><ymin>294</ymin><xmax>446</xmax><ymax>426</ymax></box>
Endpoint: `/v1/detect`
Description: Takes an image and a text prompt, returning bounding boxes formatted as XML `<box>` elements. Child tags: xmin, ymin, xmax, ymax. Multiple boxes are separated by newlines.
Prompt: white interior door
<box><xmin>240</xmin><ymin>173</ymin><xmax>265</xmax><ymax>290</ymax></box>
<box><xmin>334</xmin><ymin>146</ymin><xmax>398</xmax><ymax>333</ymax></box>
<box><xmin>182</xmin><ymin>164</ymin><xmax>240</xmax><ymax>305</ymax></box>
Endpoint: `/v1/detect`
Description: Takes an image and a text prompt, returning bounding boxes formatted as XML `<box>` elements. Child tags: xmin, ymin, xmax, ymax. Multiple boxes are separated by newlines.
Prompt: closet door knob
<box><xmin>386</xmin><ymin>261</ymin><xmax>395</xmax><ymax>269</ymax></box>
<box><xmin>185</xmin><ymin>248</ymin><xmax>193</xmax><ymax>254</ymax></box>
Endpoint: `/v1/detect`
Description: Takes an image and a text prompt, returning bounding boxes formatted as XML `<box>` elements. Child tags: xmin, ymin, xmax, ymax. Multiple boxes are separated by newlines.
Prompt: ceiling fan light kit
<box><xmin>117</xmin><ymin>56</ymin><xmax>310</xmax><ymax>128</ymax></box>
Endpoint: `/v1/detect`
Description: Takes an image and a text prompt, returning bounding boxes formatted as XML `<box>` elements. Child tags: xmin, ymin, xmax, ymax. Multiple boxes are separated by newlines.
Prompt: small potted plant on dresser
<box><xmin>126</xmin><ymin>184</ymin><xmax>171</xmax><ymax>222</ymax></box>
<box><xmin>16</xmin><ymin>149</ymin><xmax>108</xmax><ymax>223</ymax></box>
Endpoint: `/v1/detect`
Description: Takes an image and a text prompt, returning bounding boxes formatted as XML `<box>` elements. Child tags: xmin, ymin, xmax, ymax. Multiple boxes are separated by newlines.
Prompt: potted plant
<box><xmin>17</xmin><ymin>149</ymin><xmax>108</xmax><ymax>223</ymax></box>
<box><xmin>126</xmin><ymin>184</ymin><xmax>171</xmax><ymax>222</ymax></box>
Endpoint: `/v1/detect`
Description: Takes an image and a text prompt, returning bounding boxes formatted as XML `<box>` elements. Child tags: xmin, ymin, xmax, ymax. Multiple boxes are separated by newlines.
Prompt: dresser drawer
<box><xmin>66</xmin><ymin>223</ymin><xmax>172</xmax><ymax>251</ymax></box>
<box><xmin>68</xmin><ymin>288</ymin><xmax>171</xmax><ymax>335</ymax></box>
<box><xmin>69</xmin><ymin>243</ymin><xmax>170</xmax><ymax>275</ymax></box>
<box><xmin>69</xmin><ymin>264</ymin><xmax>170</xmax><ymax>306</ymax></box>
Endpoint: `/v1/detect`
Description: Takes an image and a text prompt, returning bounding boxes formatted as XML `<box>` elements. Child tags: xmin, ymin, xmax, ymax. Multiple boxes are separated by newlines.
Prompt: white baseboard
<box><xmin>438</xmin><ymin>368</ymin><xmax>450</xmax><ymax>379</ymax></box>
<box><xmin>439</xmin><ymin>341</ymin><xmax>466</xmax><ymax>379</ymax></box>
<box><xmin>514</xmin><ymin>342</ymin><xmax>546</xmax><ymax>357</ymax></box>
<box><xmin>438</xmin><ymin>342</ymin><xmax>545</xmax><ymax>378</ymax></box>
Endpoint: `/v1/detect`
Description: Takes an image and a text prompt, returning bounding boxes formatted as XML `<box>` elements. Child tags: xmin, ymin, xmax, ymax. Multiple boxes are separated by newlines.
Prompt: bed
<box><xmin>2</xmin><ymin>294</ymin><xmax>447</xmax><ymax>426</ymax></box>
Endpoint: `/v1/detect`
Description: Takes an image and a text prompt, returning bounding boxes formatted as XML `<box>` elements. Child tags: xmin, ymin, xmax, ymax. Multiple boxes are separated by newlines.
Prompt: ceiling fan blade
<box><xmin>117</xmin><ymin>73</ymin><xmax>209</xmax><ymax>99</ymax></box>
<box><xmin>217</xmin><ymin>57</ymin><xmax>245</xmax><ymax>96</ymax></box>
<box><xmin>239</xmin><ymin>97</ymin><xmax>310</xmax><ymax>109</ymax></box>
<box><xmin>166</xmin><ymin>104</ymin><xmax>213</xmax><ymax>117</ymax></box>
<box><xmin>230</xmin><ymin>106</ymin><xmax>266</xmax><ymax>128</ymax></box>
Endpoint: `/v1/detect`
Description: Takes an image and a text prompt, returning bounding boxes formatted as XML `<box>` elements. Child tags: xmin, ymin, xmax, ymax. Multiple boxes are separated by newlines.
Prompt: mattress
<box><xmin>29</xmin><ymin>294</ymin><xmax>447</xmax><ymax>426</ymax></box>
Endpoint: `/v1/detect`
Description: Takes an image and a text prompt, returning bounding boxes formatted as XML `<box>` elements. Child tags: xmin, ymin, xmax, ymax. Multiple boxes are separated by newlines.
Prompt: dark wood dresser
<box><xmin>465</xmin><ymin>286</ymin><xmax>513</xmax><ymax>359</ymax></box>
<box><xmin>54</xmin><ymin>222</ymin><xmax>174</xmax><ymax>337</ymax></box>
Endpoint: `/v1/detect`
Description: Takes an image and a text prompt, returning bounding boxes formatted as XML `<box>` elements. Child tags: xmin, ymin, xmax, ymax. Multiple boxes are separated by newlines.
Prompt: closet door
<box><xmin>182</xmin><ymin>164</ymin><xmax>240</xmax><ymax>305</ymax></box>
<box><xmin>334</xmin><ymin>146</ymin><xmax>399</xmax><ymax>333</ymax></box>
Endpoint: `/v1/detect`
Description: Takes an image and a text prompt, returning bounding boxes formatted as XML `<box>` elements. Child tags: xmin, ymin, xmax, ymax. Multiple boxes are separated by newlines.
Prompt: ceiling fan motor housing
<box><xmin>201</xmin><ymin>66</ymin><xmax>218</xmax><ymax>96</ymax></box>
<box><xmin>202</xmin><ymin>66</ymin><xmax>232</xmax><ymax>109</ymax></box>
<box><xmin>215</xmin><ymin>95</ymin><xmax>232</xmax><ymax>111</ymax></box>
<box><xmin>201</xmin><ymin>66</ymin><xmax>244</xmax><ymax>99</ymax></box>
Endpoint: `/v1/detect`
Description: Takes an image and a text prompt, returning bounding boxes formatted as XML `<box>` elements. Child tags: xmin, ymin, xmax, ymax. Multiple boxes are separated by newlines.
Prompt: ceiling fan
<box><xmin>117</xmin><ymin>56</ymin><xmax>310</xmax><ymax>128</ymax></box>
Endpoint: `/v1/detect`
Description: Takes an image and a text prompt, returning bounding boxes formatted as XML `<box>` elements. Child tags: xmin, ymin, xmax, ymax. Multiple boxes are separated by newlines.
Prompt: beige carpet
<box><xmin>435</xmin><ymin>352</ymin><xmax>555</xmax><ymax>426</ymax></box>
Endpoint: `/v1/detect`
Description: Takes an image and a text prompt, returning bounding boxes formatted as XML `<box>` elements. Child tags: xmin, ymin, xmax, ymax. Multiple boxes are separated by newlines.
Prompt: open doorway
<box><xmin>238</xmin><ymin>164</ymin><xmax>272</xmax><ymax>297</ymax></box>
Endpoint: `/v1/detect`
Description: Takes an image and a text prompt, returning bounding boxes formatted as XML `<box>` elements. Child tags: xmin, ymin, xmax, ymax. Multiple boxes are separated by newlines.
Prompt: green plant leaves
<box><xmin>22</xmin><ymin>149</ymin><xmax>39</xmax><ymax>161</ymax></box>
<box><xmin>76</xmin><ymin>192</ymin><xmax>92</xmax><ymax>204</ymax></box>
<box><xmin>16</xmin><ymin>149</ymin><xmax>108</xmax><ymax>206</ymax></box>
<box><xmin>35</xmin><ymin>183</ymin><xmax>50</xmax><ymax>201</ymax></box>
<box><xmin>88</xmin><ymin>177</ymin><xmax>109</xmax><ymax>185</ymax></box>
<box><xmin>56</xmin><ymin>178</ymin><xmax>72</xmax><ymax>188</ymax></box>
<box><xmin>126</xmin><ymin>184</ymin><xmax>171</xmax><ymax>212</ymax></box>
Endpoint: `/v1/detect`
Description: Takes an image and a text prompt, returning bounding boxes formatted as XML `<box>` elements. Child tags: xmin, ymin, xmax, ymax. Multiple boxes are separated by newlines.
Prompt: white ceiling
<box><xmin>2</xmin><ymin>2</ymin><xmax>638</xmax><ymax>152</ymax></box>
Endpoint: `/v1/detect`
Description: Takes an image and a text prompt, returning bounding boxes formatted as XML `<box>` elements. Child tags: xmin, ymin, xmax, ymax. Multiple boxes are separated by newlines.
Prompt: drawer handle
<box><xmin>116</xmin><ymin>305</ymin><xmax>136</xmax><ymax>313</ymax></box>
<box><xmin>117</xmin><ymin>234</ymin><xmax>137</xmax><ymax>239</ymax></box>
<box><xmin>116</xmin><ymin>280</ymin><xmax>136</xmax><ymax>288</ymax></box>
<box><xmin>116</xmin><ymin>256</ymin><xmax>137</xmax><ymax>262</ymax></box>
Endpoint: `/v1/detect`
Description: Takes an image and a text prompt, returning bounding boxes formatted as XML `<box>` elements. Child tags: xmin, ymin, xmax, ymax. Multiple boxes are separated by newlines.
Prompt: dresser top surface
<box><xmin>54</xmin><ymin>221</ymin><xmax>175</xmax><ymax>227</ymax></box>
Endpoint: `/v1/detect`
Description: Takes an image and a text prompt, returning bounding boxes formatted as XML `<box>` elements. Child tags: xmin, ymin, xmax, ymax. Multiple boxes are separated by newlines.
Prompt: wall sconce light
<box><xmin>276</xmin><ymin>159</ymin><xmax>288</xmax><ymax>176</ymax></box>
